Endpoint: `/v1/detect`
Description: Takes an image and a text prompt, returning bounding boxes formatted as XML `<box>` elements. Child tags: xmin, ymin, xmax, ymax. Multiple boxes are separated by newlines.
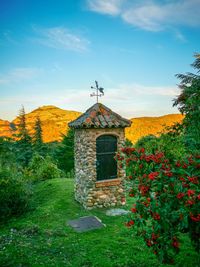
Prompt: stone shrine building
<box><xmin>69</xmin><ymin>103</ymin><xmax>131</xmax><ymax>209</ymax></box>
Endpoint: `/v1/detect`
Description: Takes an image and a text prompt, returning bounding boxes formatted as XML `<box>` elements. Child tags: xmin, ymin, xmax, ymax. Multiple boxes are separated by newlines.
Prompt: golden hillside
<box><xmin>0</xmin><ymin>119</ymin><xmax>13</xmax><ymax>138</ymax></box>
<box><xmin>12</xmin><ymin>105</ymin><xmax>81</xmax><ymax>142</ymax></box>
<box><xmin>125</xmin><ymin>114</ymin><xmax>184</xmax><ymax>144</ymax></box>
<box><xmin>0</xmin><ymin>106</ymin><xmax>184</xmax><ymax>143</ymax></box>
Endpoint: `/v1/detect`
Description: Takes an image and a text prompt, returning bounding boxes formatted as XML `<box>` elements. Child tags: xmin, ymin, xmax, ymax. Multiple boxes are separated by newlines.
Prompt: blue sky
<box><xmin>0</xmin><ymin>0</ymin><xmax>200</xmax><ymax>120</ymax></box>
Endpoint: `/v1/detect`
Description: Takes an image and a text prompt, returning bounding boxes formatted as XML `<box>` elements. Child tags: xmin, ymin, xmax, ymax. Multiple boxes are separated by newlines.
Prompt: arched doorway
<box><xmin>96</xmin><ymin>135</ymin><xmax>117</xmax><ymax>181</ymax></box>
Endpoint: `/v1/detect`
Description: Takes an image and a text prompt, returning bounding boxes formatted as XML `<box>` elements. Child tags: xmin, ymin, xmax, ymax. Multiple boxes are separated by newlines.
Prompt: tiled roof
<box><xmin>68</xmin><ymin>103</ymin><xmax>131</xmax><ymax>129</ymax></box>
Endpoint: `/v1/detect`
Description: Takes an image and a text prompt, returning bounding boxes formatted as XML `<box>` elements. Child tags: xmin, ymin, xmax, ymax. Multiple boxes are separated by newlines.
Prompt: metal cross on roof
<box><xmin>90</xmin><ymin>81</ymin><xmax>104</xmax><ymax>103</ymax></box>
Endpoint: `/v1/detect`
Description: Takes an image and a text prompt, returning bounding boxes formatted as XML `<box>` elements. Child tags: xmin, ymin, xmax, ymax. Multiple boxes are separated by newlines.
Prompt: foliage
<box><xmin>28</xmin><ymin>153</ymin><xmax>62</xmax><ymax>182</ymax></box>
<box><xmin>173</xmin><ymin>53</ymin><xmax>200</xmax><ymax>152</ymax></box>
<box><xmin>57</xmin><ymin>128</ymin><xmax>74</xmax><ymax>174</ymax></box>
<box><xmin>135</xmin><ymin>129</ymin><xmax>186</xmax><ymax>161</ymax></box>
<box><xmin>117</xmin><ymin>147</ymin><xmax>200</xmax><ymax>264</ymax></box>
<box><xmin>0</xmin><ymin>166</ymin><xmax>31</xmax><ymax>222</ymax></box>
<box><xmin>0</xmin><ymin>178</ymin><xmax>199</xmax><ymax>267</ymax></box>
<box><xmin>0</xmin><ymin>137</ymin><xmax>16</xmax><ymax>168</ymax></box>
<box><xmin>32</xmin><ymin>116</ymin><xmax>48</xmax><ymax>157</ymax></box>
<box><xmin>15</xmin><ymin>106</ymin><xmax>33</xmax><ymax>166</ymax></box>
<box><xmin>17</xmin><ymin>106</ymin><xmax>32</xmax><ymax>143</ymax></box>
<box><xmin>33</xmin><ymin>116</ymin><xmax>43</xmax><ymax>145</ymax></box>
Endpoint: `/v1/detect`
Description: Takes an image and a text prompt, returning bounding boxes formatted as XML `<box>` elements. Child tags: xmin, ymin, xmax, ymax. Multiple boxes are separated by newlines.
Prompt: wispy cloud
<box><xmin>0</xmin><ymin>67</ymin><xmax>43</xmax><ymax>85</ymax></box>
<box><xmin>87</xmin><ymin>0</ymin><xmax>200</xmax><ymax>32</ymax></box>
<box><xmin>108</xmin><ymin>83</ymin><xmax>179</xmax><ymax>99</ymax></box>
<box><xmin>0</xmin><ymin>82</ymin><xmax>179</xmax><ymax>120</ymax></box>
<box><xmin>32</xmin><ymin>26</ymin><xmax>90</xmax><ymax>52</ymax></box>
<box><xmin>87</xmin><ymin>0</ymin><xmax>125</xmax><ymax>15</ymax></box>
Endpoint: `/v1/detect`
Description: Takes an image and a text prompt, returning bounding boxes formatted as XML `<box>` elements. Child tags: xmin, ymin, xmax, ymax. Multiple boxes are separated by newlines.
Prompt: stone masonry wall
<box><xmin>74</xmin><ymin>128</ymin><xmax>126</xmax><ymax>209</ymax></box>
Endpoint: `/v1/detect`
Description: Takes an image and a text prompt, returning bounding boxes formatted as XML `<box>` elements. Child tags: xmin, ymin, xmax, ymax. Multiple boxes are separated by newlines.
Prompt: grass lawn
<box><xmin>0</xmin><ymin>178</ymin><xmax>199</xmax><ymax>267</ymax></box>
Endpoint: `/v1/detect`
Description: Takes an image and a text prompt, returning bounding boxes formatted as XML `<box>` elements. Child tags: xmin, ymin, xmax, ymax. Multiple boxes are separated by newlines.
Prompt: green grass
<box><xmin>0</xmin><ymin>178</ymin><xmax>199</xmax><ymax>267</ymax></box>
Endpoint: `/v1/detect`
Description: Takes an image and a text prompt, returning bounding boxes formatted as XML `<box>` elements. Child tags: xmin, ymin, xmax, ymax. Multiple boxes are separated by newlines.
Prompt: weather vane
<box><xmin>90</xmin><ymin>81</ymin><xmax>104</xmax><ymax>103</ymax></box>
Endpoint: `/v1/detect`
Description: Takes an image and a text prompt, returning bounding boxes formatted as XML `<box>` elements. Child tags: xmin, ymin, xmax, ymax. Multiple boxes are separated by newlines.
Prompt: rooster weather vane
<box><xmin>90</xmin><ymin>81</ymin><xmax>104</xmax><ymax>103</ymax></box>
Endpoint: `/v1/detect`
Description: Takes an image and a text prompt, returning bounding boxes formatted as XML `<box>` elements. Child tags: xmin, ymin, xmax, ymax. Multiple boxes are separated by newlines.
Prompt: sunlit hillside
<box><xmin>12</xmin><ymin>106</ymin><xmax>82</xmax><ymax>142</ymax></box>
<box><xmin>0</xmin><ymin>106</ymin><xmax>184</xmax><ymax>143</ymax></box>
<box><xmin>126</xmin><ymin>114</ymin><xmax>184</xmax><ymax>144</ymax></box>
<box><xmin>0</xmin><ymin>119</ymin><xmax>13</xmax><ymax>138</ymax></box>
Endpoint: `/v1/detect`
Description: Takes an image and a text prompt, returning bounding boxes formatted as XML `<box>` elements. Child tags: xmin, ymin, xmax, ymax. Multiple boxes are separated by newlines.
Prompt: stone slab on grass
<box><xmin>106</xmin><ymin>208</ymin><xmax>130</xmax><ymax>216</ymax></box>
<box><xmin>68</xmin><ymin>216</ymin><xmax>105</xmax><ymax>233</ymax></box>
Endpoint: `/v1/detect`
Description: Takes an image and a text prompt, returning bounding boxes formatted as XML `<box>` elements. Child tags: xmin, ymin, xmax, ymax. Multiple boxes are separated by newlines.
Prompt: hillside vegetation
<box><xmin>126</xmin><ymin>114</ymin><xmax>183</xmax><ymax>144</ymax></box>
<box><xmin>0</xmin><ymin>178</ymin><xmax>198</xmax><ymax>267</ymax></box>
<box><xmin>0</xmin><ymin>106</ymin><xmax>183</xmax><ymax>143</ymax></box>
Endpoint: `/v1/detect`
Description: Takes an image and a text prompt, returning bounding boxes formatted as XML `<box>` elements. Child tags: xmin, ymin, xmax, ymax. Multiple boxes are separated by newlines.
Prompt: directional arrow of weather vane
<box><xmin>90</xmin><ymin>81</ymin><xmax>104</xmax><ymax>103</ymax></box>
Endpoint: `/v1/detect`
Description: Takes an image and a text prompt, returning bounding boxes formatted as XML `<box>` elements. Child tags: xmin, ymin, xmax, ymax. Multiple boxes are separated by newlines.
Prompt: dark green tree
<box><xmin>173</xmin><ymin>53</ymin><xmax>200</xmax><ymax>152</ymax></box>
<box><xmin>18</xmin><ymin>105</ymin><xmax>31</xmax><ymax>143</ymax></box>
<box><xmin>57</xmin><ymin>128</ymin><xmax>74</xmax><ymax>175</ymax></box>
<box><xmin>32</xmin><ymin>116</ymin><xmax>47</xmax><ymax>156</ymax></box>
<box><xmin>33</xmin><ymin>117</ymin><xmax>43</xmax><ymax>145</ymax></box>
<box><xmin>16</xmin><ymin>106</ymin><xmax>32</xmax><ymax>166</ymax></box>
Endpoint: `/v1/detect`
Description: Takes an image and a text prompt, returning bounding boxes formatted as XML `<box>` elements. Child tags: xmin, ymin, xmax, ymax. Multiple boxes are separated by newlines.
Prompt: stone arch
<box><xmin>95</xmin><ymin>131</ymin><xmax>120</xmax><ymax>140</ymax></box>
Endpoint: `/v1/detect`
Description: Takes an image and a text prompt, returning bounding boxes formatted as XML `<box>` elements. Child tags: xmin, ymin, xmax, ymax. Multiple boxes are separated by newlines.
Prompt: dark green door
<box><xmin>96</xmin><ymin>135</ymin><xmax>117</xmax><ymax>181</ymax></box>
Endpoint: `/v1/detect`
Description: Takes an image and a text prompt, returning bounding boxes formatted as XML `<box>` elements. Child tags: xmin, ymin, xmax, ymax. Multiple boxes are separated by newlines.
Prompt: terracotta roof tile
<box><xmin>68</xmin><ymin>103</ymin><xmax>131</xmax><ymax>129</ymax></box>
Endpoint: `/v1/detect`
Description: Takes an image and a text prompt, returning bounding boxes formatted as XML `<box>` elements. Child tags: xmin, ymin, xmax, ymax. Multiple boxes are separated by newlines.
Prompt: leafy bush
<box><xmin>0</xmin><ymin>167</ymin><xmax>31</xmax><ymax>222</ymax></box>
<box><xmin>117</xmin><ymin>147</ymin><xmax>200</xmax><ymax>264</ymax></box>
<box><xmin>28</xmin><ymin>153</ymin><xmax>62</xmax><ymax>182</ymax></box>
<box><xmin>135</xmin><ymin>131</ymin><xmax>186</xmax><ymax>161</ymax></box>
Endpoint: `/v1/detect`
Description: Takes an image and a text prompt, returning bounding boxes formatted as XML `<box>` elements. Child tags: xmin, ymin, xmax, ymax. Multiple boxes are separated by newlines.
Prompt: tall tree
<box><xmin>32</xmin><ymin>116</ymin><xmax>47</xmax><ymax>156</ymax></box>
<box><xmin>173</xmin><ymin>53</ymin><xmax>200</xmax><ymax>152</ymax></box>
<box><xmin>16</xmin><ymin>106</ymin><xmax>32</xmax><ymax>166</ymax></box>
<box><xmin>33</xmin><ymin>117</ymin><xmax>43</xmax><ymax>145</ymax></box>
<box><xmin>18</xmin><ymin>105</ymin><xmax>31</xmax><ymax>143</ymax></box>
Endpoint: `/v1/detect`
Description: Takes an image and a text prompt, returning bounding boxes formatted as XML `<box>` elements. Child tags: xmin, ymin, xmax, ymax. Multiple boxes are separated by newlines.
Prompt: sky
<box><xmin>0</xmin><ymin>0</ymin><xmax>200</xmax><ymax>121</ymax></box>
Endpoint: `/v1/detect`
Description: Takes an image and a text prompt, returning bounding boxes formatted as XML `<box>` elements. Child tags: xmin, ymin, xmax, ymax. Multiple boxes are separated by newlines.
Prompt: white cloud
<box><xmin>87</xmin><ymin>0</ymin><xmax>125</xmax><ymax>15</ymax></box>
<box><xmin>118</xmin><ymin>83</ymin><xmax>179</xmax><ymax>97</ymax></box>
<box><xmin>87</xmin><ymin>0</ymin><xmax>200</xmax><ymax>32</ymax></box>
<box><xmin>122</xmin><ymin>3</ymin><xmax>166</xmax><ymax>32</ymax></box>
<box><xmin>0</xmin><ymin>83</ymin><xmax>179</xmax><ymax>120</ymax></box>
<box><xmin>0</xmin><ymin>67</ymin><xmax>43</xmax><ymax>85</ymax></box>
<box><xmin>33</xmin><ymin>26</ymin><xmax>90</xmax><ymax>52</ymax></box>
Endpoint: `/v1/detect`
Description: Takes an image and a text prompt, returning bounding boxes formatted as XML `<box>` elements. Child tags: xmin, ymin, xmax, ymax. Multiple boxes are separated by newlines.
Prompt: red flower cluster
<box><xmin>118</xmin><ymin>147</ymin><xmax>200</xmax><ymax>263</ymax></box>
<box><xmin>190</xmin><ymin>213</ymin><xmax>200</xmax><ymax>222</ymax></box>
<box><xmin>153</xmin><ymin>213</ymin><xmax>161</xmax><ymax>220</ymax></box>
<box><xmin>148</xmin><ymin>172</ymin><xmax>159</xmax><ymax>180</ymax></box>
<box><xmin>121</xmin><ymin>147</ymin><xmax>135</xmax><ymax>155</ymax></box>
<box><xmin>125</xmin><ymin>220</ymin><xmax>134</xmax><ymax>227</ymax></box>
<box><xmin>129</xmin><ymin>189</ymin><xmax>135</xmax><ymax>197</ymax></box>
<box><xmin>188</xmin><ymin>176</ymin><xmax>198</xmax><ymax>184</ymax></box>
<box><xmin>138</xmin><ymin>185</ymin><xmax>149</xmax><ymax>196</ymax></box>
<box><xmin>131</xmin><ymin>208</ymin><xmax>137</xmax><ymax>213</ymax></box>
<box><xmin>187</xmin><ymin>189</ymin><xmax>195</xmax><ymax>197</ymax></box>
<box><xmin>177</xmin><ymin>193</ymin><xmax>185</xmax><ymax>199</ymax></box>
<box><xmin>172</xmin><ymin>237</ymin><xmax>179</xmax><ymax>249</ymax></box>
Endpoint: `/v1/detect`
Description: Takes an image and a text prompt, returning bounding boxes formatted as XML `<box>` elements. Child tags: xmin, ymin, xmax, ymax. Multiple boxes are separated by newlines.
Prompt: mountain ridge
<box><xmin>0</xmin><ymin>105</ymin><xmax>184</xmax><ymax>143</ymax></box>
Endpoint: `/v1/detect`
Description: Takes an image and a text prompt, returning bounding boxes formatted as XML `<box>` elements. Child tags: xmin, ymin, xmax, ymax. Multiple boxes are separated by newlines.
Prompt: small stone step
<box><xmin>106</xmin><ymin>208</ymin><xmax>130</xmax><ymax>216</ymax></box>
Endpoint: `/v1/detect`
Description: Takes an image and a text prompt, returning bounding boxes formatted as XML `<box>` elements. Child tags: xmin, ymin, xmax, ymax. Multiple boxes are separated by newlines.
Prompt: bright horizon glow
<box><xmin>0</xmin><ymin>0</ymin><xmax>200</xmax><ymax>121</ymax></box>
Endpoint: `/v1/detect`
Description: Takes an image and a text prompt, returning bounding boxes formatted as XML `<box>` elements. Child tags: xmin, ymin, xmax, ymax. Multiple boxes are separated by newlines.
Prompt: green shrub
<box><xmin>0</xmin><ymin>167</ymin><xmax>30</xmax><ymax>222</ymax></box>
<box><xmin>118</xmin><ymin>147</ymin><xmax>200</xmax><ymax>264</ymax></box>
<box><xmin>135</xmin><ymin>133</ymin><xmax>186</xmax><ymax>161</ymax></box>
<box><xmin>28</xmin><ymin>153</ymin><xmax>62</xmax><ymax>182</ymax></box>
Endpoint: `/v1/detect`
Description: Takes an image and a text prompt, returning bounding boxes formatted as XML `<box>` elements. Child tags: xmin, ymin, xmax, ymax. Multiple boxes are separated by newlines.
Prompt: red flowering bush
<box><xmin>117</xmin><ymin>147</ymin><xmax>200</xmax><ymax>264</ymax></box>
